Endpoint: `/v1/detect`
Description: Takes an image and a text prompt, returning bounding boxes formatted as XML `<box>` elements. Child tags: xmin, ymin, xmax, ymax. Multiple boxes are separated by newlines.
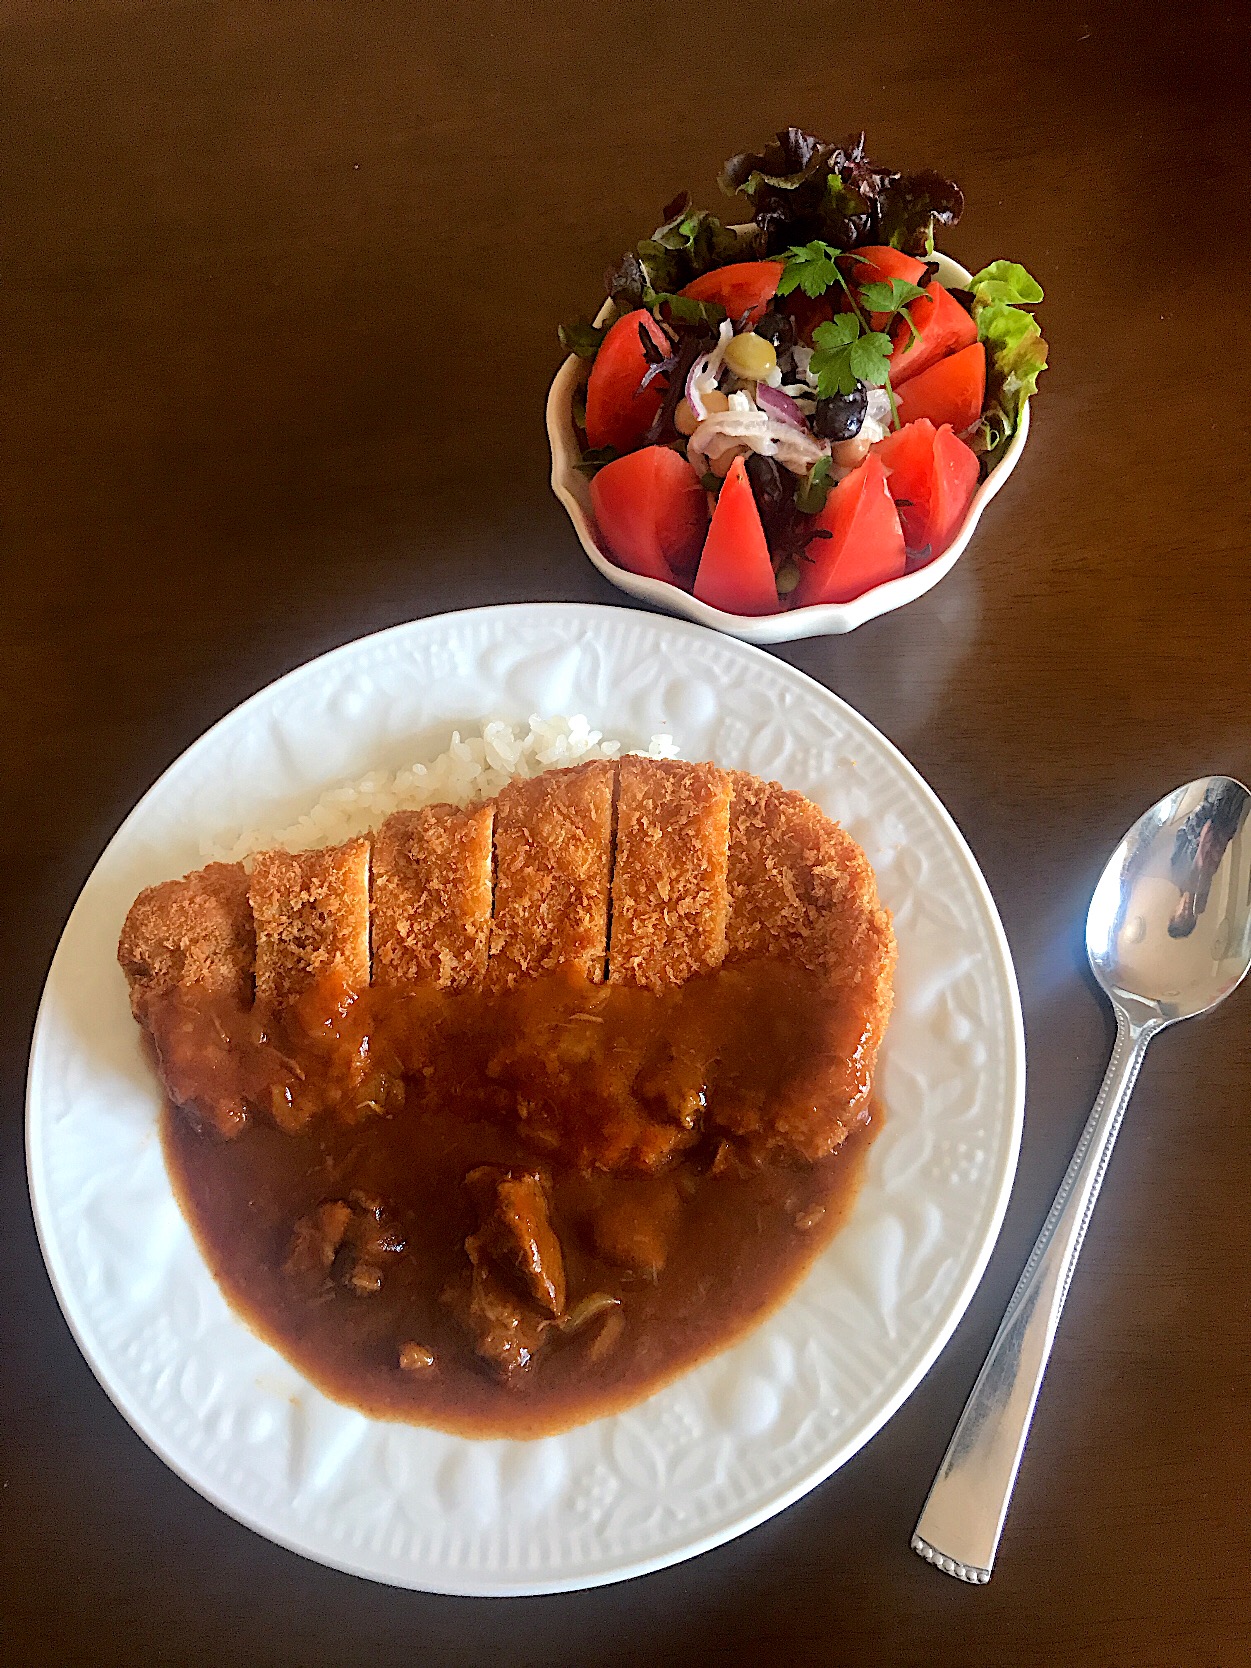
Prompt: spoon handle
<box><xmin>911</xmin><ymin>1007</ymin><xmax>1158</xmax><ymax>1582</ymax></box>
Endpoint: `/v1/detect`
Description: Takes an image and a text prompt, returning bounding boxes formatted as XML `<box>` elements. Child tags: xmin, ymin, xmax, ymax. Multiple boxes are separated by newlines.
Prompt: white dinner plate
<box><xmin>27</xmin><ymin>602</ymin><xmax>1024</xmax><ymax>1595</ymax></box>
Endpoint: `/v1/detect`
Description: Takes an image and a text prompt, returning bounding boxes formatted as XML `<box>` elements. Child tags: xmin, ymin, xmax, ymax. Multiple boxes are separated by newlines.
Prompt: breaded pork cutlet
<box><xmin>608</xmin><ymin>757</ymin><xmax>732</xmax><ymax>990</ymax></box>
<box><xmin>118</xmin><ymin>861</ymin><xmax>254</xmax><ymax>1017</ymax></box>
<box><xmin>118</xmin><ymin>761</ymin><xmax>895</xmax><ymax>1168</ymax></box>
<box><xmin>250</xmin><ymin>836</ymin><xmax>371</xmax><ymax>1004</ymax></box>
<box><xmin>373</xmin><ymin>802</ymin><xmax>494</xmax><ymax>990</ymax></box>
<box><xmin>487</xmin><ymin>761</ymin><xmax>614</xmax><ymax>989</ymax></box>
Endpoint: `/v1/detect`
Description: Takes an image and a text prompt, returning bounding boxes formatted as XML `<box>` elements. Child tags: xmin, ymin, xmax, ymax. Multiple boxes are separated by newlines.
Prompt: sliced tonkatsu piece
<box><xmin>118</xmin><ymin>861</ymin><xmax>255</xmax><ymax>1017</ymax></box>
<box><xmin>487</xmin><ymin>761</ymin><xmax>614</xmax><ymax>989</ymax></box>
<box><xmin>608</xmin><ymin>757</ymin><xmax>732</xmax><ymax>990</ymax></box>
<box><xmin>720</xmin><ymin>772</ymin><xmax>896</xmax><ymax>1161</ymax></box>
<box><xmin>250</xmin><ymin>836</ymin><xmax>371</xmax><ymax>1005</ymax></box>
<box><xmin>373</xmin><ymin>802</ymin><xmax>494</xmax><ymax>990</ymax></box>
<box><xmin>725</xmin><ymin>772</ymin><xmax>895</xmax><ymax>995</ymax></box>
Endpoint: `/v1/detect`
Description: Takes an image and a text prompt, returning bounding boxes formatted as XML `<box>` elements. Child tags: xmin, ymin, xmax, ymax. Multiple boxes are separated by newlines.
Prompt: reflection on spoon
<box><xmin>1166</xmin><ymin>778</ymin><xmax>1248</xmax><ymax>938</ymax></box>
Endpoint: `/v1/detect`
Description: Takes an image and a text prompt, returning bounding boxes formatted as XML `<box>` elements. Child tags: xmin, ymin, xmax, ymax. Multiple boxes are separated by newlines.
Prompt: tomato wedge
<box><xmin>927</xmin><ymin>424</ymin><xmax>981</xmax><ymax>555</ymax></box>
<box><xmin>792</xmin><ymin>454</ymin><xmax>906</xmax><ymax>608</ymax></box>
<box><xmin>679</xmin><ymin>260</ymin><xmax>784</xmax><ymax>327</ymax></box>
<box><xmin>873</xmin><ymin>419</ymin><xmax>979</xmax><ymax>559</ymax></box>
<box><xmin>584</xmin><ymin>309</ymin><xmax>671</xmax><ymax>452</ymax></box>
<box><xmin>590</xmin><ymin>446</ymin><xmax>709</xmax><ymax>584</ymax></box>
<box><xmin>871</xmin><ymin>419</ymin><xmax>939</xmax><ymax>553</ymax></box>
<box><xmin>889</xmin><ymin>283</ymin><xmax>978</xmax><ymax>385</ymax></box>
<box><xmin>894</xmin><ymin>342</ymin><xmax>986</xmax><ymax>432</ymax></box>
<box><xmin>692</xmin><ymin>456</ymin><xmax>780</xmax><ymax>615</ymax></box>
<box><xmin>845</xmin><ymin>245</ymin><xmax>928</xmax><ymax>330</ymax></box>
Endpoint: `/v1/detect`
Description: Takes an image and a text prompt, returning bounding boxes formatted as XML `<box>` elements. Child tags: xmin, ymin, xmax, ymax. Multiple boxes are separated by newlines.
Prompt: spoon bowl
<box><xmin>1087</xmin><ymin>775</ymin><xmax>1251</xmax><ymax>1025</ymax></box>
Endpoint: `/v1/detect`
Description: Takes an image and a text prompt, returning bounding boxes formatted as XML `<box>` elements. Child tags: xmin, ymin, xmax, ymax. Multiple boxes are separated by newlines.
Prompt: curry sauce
<box><xmin>154</xmin><ymin>965</ymin><xmax>877</xmax><ymax>1437</ymax></box>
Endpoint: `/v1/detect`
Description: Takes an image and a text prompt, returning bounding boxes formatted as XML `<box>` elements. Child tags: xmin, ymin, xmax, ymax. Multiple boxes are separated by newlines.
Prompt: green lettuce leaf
<box><xmin>972</xmin><ymin>298</ymin><xmax>1049</xmax><ymax>462</ymax></box>
<box><xmin>574</xmin><ymin>445</ymin><xmax>620</xmax><ymax>478</ymax></box>
<box><xmin>794</xmin><ymin>454</ymin><xmax>833</xmax><ymax>515</ymax></box>
<box><xmin>559</xmin><ymin>316</ymin><xmax>612</xmax><ymax>360</ymax></box>
<box><xmin>649</xmin><ymin>291</ymin><xmax>728</xmax><ymax>328</ymax></box>
<box><xmin>606</xmin><ymin>192</ymin><xmax>745</xmax><ymax>313</ymax></box>
<box><xmin>969</xmin><ymin>260</ymin><xmax>1044</xmax><ymax>307</ymax></box>
<box><xmin>959</xmin><ymin>258</ymin><xmax>1049</xmax><ymax>463</ymax></box>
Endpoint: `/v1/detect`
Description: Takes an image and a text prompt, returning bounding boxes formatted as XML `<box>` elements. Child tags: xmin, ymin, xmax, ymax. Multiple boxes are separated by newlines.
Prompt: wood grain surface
<box><xmin>3</xmin><ymin>2</ymin><xmax>1249</xmax><ymax>1663</ymax></box>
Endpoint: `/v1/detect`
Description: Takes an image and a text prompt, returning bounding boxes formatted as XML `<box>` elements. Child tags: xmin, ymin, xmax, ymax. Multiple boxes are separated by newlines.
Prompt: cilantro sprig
<box><xmin>780</xmin><ymin>242</ymin><xmax>932</xmax><ymax>326</ymax></box>
<box><xmin>776</xmin><ymin>240</ymin><xmax>845</xmax><ymax>299</ymax></box>
<box><xmin>859</xmin><ymin>276</ymin><xmax>928</xmax><ymax>344</ymax></box>
<box><xmin>809</xmin><ymin>316</ymin><xmax>894</xmax><ymax>398</ymax></box>
<box><xmin>858</xmin><ymin>276</ymin><xmax>925</xmax><ymax>314</ymax></box>
<box><xmin>776</xmin><ymin>240</ymin><xmax>875</xmax><ymax>312</ymax></box>
<box><xmin>780</xmin><ymin>245</ymin><xmax>941</xmax><ymax>430</ymax></box>
<box><xmin>779</xmin><ymin>244</ymin><xmax>931</xmax><ymax>370</ymax></box>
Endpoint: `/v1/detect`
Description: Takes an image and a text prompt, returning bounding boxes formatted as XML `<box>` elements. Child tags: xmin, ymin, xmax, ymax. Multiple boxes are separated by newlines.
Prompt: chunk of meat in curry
<box><xmin>286</xmin><ymin>1192</ymin><xmax>406</xmax><ymax>1297</ymax></box>
<box><xmin>446</xmin><ymin>1167</ymin><xmax>567</xmax><ymax>1378</ymax></box>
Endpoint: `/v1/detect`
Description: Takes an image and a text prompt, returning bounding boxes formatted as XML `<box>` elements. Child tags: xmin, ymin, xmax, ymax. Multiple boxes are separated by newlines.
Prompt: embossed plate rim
<box><xmin>27</xmin><ymin>602</ymin><xmax>1025</xmax><ymax>1595</ymax></box>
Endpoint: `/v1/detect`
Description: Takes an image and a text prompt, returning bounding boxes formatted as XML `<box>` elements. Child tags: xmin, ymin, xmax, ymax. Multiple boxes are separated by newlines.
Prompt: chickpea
<box><xmin>722</xmin><ymin>331</ymin><xmax>778</xmax><ymax>381</ymax></box>
<box><xmin>677</xmin><ymin>390</ymin><xmax>730</xmax><ymax>435</ymax></box>
<box><xmin>832</xmin><ymin>434</ymin><xmax>873</xmax><ymax>468</ymax></box>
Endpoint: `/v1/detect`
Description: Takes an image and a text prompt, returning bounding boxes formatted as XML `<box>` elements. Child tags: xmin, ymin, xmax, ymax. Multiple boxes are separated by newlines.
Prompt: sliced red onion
<box><xmin>685</xmin><ymin>353</ymin><xmax>713</xmax><ymax>420</ymax></box>
<box><xmin>755</xmin><ymin>383</ymin><xmax>809</xmax><ymax>431</ymax></box>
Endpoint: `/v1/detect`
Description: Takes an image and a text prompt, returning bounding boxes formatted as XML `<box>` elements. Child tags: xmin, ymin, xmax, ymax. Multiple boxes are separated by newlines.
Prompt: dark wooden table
<box><xmin>5</xmin><ymin>2</ymin><xmax>1250</xmax><ymax>1663</ymax></box>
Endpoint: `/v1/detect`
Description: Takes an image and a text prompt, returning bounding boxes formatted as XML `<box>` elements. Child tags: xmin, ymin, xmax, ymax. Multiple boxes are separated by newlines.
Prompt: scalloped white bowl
<box><xmin>547</xmin><ymin>251</ymin><xmax>1029</xmax><ymax>643</ymax></box>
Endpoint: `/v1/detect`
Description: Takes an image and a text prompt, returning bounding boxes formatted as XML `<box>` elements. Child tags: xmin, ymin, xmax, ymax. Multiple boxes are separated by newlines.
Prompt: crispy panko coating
<box><xmin>250</xmin><ymin>836</ymin><xmax>371</xmax><ymax>1004</ymax></box>
<box><xmin>117</xmin><ymin>861</ymin><xmax>254</xmax><ymax>1016</ymax></box>
<box><xmin>608</xmin><ymin>758</ymin><xmax>732</xmax><ymax>990</ymax></box>
<box><xmin>487</xmin><ymin>761</ymin><xmax>614</xmax><ymax>989</ymax></box>
<box><xmin>727</xmin><ymin>772</ymin><xmax>895</xmax><ymax>986</ymax></box>
<box><xmin>373</xmin><ymin>802</ymin><xmax>494</xmax><ymax>990</ymax></box>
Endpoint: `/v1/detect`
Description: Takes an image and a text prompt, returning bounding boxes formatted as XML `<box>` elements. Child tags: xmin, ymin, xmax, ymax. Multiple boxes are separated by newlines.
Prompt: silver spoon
<box><xmin>912</xmin><ymin>775</ymin><xmax>1251</xmax><ymax>1583</ymax></box>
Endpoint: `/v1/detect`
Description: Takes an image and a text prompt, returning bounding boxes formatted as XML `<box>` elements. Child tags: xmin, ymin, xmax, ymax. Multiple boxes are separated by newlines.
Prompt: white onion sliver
<box><xmin>684</xmin><ymin>353</ymin><xmax>711</xmax><ymax>420</ymax></box>
<box><xmin>685</xmin><ymin>321</ymin><xmax>735</xmax><ymax>419</ymax></box>
<box><xmin>687</xmin><ymin>405</ymin><xmax>827</xmax><ymax>479</ymax></box>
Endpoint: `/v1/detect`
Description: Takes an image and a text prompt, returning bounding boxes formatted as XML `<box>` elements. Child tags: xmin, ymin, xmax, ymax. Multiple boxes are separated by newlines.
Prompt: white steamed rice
<box><xmin>206</xmin><ymin>715</ymin><xmax>681</xmax><ymax>863</ymax></box>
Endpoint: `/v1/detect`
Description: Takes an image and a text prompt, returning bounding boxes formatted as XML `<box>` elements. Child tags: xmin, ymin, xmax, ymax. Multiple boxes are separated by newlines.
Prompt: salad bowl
<box><xmin>547</xmin><ymin>252</ymin><xmax>1030</xmax><ymax>645</ymax></box>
